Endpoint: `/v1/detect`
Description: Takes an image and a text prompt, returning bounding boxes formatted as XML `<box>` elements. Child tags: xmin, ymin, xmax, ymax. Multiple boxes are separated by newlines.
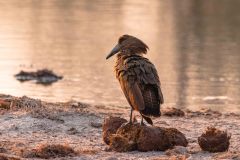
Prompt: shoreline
<box><xmin>0</xmin><ymin>94</ymin><xmax>240</xmax><ymax>159</ymax></box>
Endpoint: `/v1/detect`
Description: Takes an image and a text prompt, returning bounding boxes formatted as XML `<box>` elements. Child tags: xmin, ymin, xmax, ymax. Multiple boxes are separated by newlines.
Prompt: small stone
<box><xmin>71</xmin><ymin>102</ymin><xmax>79</xmax><ymax>108</ymax></box>
<box><xmin>67</xmin><ymin>127</ymin><xmax>78</xmax><ymax>135</ymax></box>
<box><xmin>90</xmin><ymin>122</ymin><xmax>102</xmax><ymax>128</ymax></box>
<box><xmin>70</xmin><ymin>101</ymin><xmax>88</xmax><ymax>109</ymax></box>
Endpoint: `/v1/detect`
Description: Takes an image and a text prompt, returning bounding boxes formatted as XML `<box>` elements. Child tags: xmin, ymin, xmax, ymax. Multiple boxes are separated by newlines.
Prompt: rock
<box><xmin>15</xmin><ymin>69</ymin><xmax>63</xmax><ymax>85</ymax></box>
<box><xmin>163</xmin><ymin>108</ymin><xmax>185</xmax><ymax>117</ymax></box>
<box><xmin>198</xmin><ymin>127</ymin><xmax>231</xmax><ymax>152</ymax></box>
<box><xmin>104</xmin><ymin>117</ymin><xmax>188</xmax><ymax>152</ymax></box>
<box><xmin>102</xmin><ymin>116</ymin><xmax>128</xmax><ymax>145</ymax></box>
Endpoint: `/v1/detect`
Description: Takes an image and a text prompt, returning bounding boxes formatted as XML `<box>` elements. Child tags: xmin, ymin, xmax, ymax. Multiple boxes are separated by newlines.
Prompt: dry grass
<box><xmin>22</xmin><ymin>144</ymin><xmax>76</xmax><ymax>159</ymax></box>
<box><xmin>78</xmin><ymin>149</ymin><xmax>99</xmax><ymax>155</ymax></box>
<box><xmin>0</xmin><ymin>153</ymin><xmax>21</xmax><ymax>160</ymax></box>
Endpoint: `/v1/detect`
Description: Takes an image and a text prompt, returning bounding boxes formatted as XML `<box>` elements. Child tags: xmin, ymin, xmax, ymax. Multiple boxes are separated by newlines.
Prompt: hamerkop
<box><xmin>106</xmin><ymin>35</ymin><xmax>164</xmax><ymax>125</ymax></box>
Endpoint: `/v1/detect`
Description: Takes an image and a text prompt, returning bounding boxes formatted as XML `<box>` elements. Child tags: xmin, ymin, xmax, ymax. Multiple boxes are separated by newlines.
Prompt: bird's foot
<box><xmin>121</xmin><ymin>121</ymin><xmax>133</xmax><ymax>127</ymax></box>
<box><xmin>140</xmin><ymin>121</ymin><xmax>146</xmax><ymax>126</ymax></box>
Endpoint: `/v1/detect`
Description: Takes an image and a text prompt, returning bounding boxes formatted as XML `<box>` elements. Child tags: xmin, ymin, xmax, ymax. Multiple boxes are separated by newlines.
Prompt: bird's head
<box><xmin>106</xmin><ymin>34</ymin><xmax>149</xmax><ymax>59</ymax></box>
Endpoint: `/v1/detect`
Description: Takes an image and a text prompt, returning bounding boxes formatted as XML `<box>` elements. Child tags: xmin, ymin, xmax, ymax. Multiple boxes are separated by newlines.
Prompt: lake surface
<box><xmin>0</xmin><ymin>0</ymin><xmax>240</xmax><ymax>112</ymax></box>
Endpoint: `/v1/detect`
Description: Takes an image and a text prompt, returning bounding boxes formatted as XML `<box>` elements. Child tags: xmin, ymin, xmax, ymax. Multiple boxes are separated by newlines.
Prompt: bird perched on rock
<box><xmin>106</xmin><ymin>35</ymin><xmax>164</xmax><ymax>125</ymax></box>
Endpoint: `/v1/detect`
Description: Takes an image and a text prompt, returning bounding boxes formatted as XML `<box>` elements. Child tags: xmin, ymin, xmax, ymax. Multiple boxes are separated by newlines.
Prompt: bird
<box><xmin>106</xmin><ymin>35</ymin><xmax>164</xmax><ymax>125</ymax></box>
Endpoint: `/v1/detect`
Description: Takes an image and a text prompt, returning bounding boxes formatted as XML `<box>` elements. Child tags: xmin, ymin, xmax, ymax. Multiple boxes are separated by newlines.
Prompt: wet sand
<box><xmin>0</xmin><ymin>94</ymin><xmax>240</xmax><ymax>160</ymax></box>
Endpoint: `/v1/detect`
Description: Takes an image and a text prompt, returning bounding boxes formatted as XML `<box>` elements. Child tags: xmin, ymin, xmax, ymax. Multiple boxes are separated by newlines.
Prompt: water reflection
<box><xmin>0</xmin><ymin>0</ymin><xmax>239</xmax><ymax>112</ymax></box>
<box><xmin>171</xmin><ymin>0</ymin><xmax>240</xmax><ymax>111</ymax></box>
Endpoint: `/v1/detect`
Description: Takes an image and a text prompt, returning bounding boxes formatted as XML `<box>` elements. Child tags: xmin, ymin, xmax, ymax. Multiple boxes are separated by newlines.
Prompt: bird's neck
<box><xmin>115</xmin><ymin>53</ymin><xmax>143</xmax><ymax>71</ymax></box>
<box><xmin>117</xmin><ymin>51</ymin><xmax>143</xmax><ymax>59</ymax></box>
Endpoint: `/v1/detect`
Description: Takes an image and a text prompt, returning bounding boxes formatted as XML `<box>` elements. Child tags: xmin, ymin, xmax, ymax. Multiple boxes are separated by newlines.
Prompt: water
<box><xmin>0</xmin><ymin>0</ymin><xmax>240</xmax><ymax>112</ymax></box>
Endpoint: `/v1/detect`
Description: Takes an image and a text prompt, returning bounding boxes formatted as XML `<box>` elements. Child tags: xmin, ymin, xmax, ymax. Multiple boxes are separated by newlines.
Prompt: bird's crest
<box><xmin>118</xmin><ymin>35</ymin><xmax>149</xmax><ymax>55</ymax></box>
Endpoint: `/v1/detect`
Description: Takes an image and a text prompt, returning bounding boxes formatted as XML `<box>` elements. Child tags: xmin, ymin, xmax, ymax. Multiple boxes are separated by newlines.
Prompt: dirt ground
<box><xmin>0</xmin><ymin>94</ymin><xmax>240</xmax><ymax>160</ymax></box>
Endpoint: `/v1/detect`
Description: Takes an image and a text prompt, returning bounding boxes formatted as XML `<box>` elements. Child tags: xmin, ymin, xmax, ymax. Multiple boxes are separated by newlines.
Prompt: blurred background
<box><xmin>0</xmin><ymin>0</ymin><xmax>239</xmax><ymax>112</ymax></box>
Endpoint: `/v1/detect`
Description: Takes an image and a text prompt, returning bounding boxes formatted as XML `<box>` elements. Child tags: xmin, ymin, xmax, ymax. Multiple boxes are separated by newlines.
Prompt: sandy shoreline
<box><xmin>0</xmin><ymin>94</ymin><xmax>240</xmax><ymax>160</ymax></box>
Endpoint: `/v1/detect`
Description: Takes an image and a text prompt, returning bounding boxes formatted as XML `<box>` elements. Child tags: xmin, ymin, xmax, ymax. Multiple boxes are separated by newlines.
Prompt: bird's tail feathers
<box><xmin>142</xmin><ymin>115</ymin><xmax>153</xmax><ymax>125</ymax></box>
<box><xmin>141</xmin><ymin>106</ymin><xmax>161</xmax><ymax>117</ymax></box>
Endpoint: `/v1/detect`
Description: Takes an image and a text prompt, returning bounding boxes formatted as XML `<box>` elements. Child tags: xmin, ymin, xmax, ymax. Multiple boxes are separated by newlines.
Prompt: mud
<box><xmin>0</xmin><ymin>94</ymin><xmax>239</xmax><ymax>159</ymax></box>
<box><xmin>163</xmin><ymin>107</ymin><xmax>185</xmax><ymax>117</ymax></box>
<box><xmin>198</xmin><ymin>127</ymin><xmax>231</xmax><ymax>152</ymax></box>
<box><xmin>103</xmin><ymin>117</ymin><xmax>188</xmax><ymax>152</ymax></box>
<box><xmin>102</xmin><ymin>116</ymin><xmax>127</xmax><ymax>145</ymax></box>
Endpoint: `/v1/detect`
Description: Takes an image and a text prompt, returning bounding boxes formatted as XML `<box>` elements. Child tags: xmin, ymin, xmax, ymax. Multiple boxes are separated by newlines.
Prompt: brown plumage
<box><xmin>106</xmin><ymin>35</ymin><xmax>164</xmax><ymax>125</ymax></box>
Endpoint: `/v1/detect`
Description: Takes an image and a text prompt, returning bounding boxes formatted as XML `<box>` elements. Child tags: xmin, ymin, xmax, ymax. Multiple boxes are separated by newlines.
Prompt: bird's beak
<box><xmin>106</xmin><ymin>44</ymin><xmax>120</xmax><ymax>59</ymax></box>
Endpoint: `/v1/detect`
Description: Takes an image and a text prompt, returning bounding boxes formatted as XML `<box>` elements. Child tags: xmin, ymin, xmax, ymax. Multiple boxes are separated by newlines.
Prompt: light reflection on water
<box><xmin>0</xmin><ymin>0</ymin><xmax>239</xmax><ymax>112</ymax></box>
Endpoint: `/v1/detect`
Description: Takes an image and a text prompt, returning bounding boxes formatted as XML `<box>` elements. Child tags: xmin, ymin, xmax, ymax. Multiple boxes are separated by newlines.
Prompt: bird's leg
<box><xmin>129</xmin><ymin>108</ymin><xmax>133</xmax><ymax>124</ymax></box>
<box><xmin>140</xmin><ymin>115</ymin><xmax>145</xmax><ymax>126</ymax></box>
<box><xmin>121</xmin><ymin>109</ymin><xmax>133</xmax><ymax>127</ymax></box>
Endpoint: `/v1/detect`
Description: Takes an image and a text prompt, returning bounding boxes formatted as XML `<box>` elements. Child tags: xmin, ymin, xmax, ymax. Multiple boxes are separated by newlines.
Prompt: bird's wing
<box><xmin>126</xmin><ymin>56</ymin><xmax>164</xmax><ymax>105</ymax></box>
<box><xmin>116</xmin><ymin>55</ymin><xmax>145</xmax><ymax>111</ymax></box>
<box><xmin>118</xmin><ymin>73</ymin><xmax>145</xmax><ymax>111</ymax></box>
<box><xmin>116</xmin><ymin>55</ymin><xmax>164</xmax><ymax>112</ymax></box>
<box><xmin>143</xmin><ymin>59</ymin><xmax>164</xmax><ymax>104</ymax></box>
